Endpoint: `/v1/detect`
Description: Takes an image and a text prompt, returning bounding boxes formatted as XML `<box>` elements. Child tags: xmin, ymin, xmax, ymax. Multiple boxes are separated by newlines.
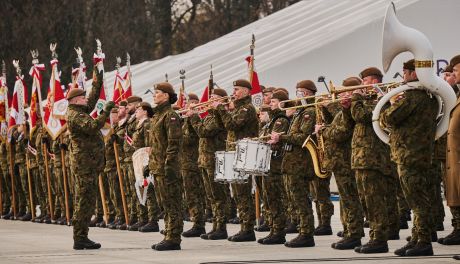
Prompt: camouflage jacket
<box><xmin>35</xmin><ymin>127</ymin><xmax>50</xmax><ymax>167</ymax></box>
<box><xmin>0</xmin><ymin>141</ymin><xmax>7</xmax><ymax>170</ymax></box>
<box><xmin>132</xmin><ymin>118</ymin><xmax>151</xmax><ymax>149</ymax></box>
<box><xmin>280</xmin><ymin>105</ymin><xmax>316</xmax><ymax>176</ymax></box>
<box><xmin>148</xmin><ymin>101</ymin><xmax>182</xmax><ymax>176</ymax></box>
<box><xmin>114</xmin><ymin>117</ymin><xmax>129</xmax><ymax>161</ymax></box>
<box><xmin>259</xmin><ymin>108</ymin><xmax>290</xmax><ymax>173</ymax></box>
<box><xmin>433</xmin><ymin>134</ymin><xmax>447</xmax><ymax>160</ymax></box>
<box><xmin>66</xmin><ymin>72</ymin><xmax>108</xmax><ymax>175</ymax></box>
<box><xmin>189</xmin><ymin>109</ymin><xmax>227</xmax><ymax>168</ymax></box>
<box><xmin>51</xmin><ymin>138</ymin><xmax>62</xmax><ymax>168</ymax></box>
<box><xmin>28</xmin><ymin>126</ymin><xmax>40</xmax><ymax>169</ymax></box>
<box><xmin>13</xmin><ymin>131</ymin><xmax>26</xmax><ymax>164</ymax></box>
<box><xmin>181</xmin><ymin>117</ymin><xmax>199</xmax><ymax>171</ymax></box>
<box><xmin>217</xmin><ymin>96</ymin><xmax>259</xmax><ymax>151</ymax></box>
<box><xmin>351</xmin><ymin>93</ymin><xmax>391</xmax><ymax>174</ymax></box>
<box><xmin>381</xmin><ymin>85</ymin><xmax>438</xmax><ymax>166</ymax></box>
<box><xmin>122</xmin><ymin>115</ymin><xmax>137</xmax><ymax>163</ymax></box>
<box><xmin>104</xmin><ymin>124</ymin><xmax>120</xmax><ymax>172</ymax></box>
<box><xmin>62</xmin><ymin>132</ymin><xmax>71</xmax><ymax>170</ymax></box>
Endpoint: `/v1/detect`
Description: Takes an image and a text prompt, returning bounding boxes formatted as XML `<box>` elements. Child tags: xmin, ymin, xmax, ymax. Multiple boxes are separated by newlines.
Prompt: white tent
<box><xmin>100</xmin><ymin>0</ymin><xmax>459</xmax><ymax>101</ymax></box>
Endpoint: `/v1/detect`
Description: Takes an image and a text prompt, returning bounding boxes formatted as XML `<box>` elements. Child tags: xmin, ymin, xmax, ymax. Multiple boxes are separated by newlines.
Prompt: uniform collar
<box><xmin>154</xmin><ymin>101</ymin><xmax>171</xmax><ymax>113</ymax></box>
<box><xmin>234</xmin><ymin>95</ymin><xmax>252</xmax><ymax>108</ymax></box>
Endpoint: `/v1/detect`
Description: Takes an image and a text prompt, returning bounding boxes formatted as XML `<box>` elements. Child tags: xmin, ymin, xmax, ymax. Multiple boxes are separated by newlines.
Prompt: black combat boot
<box><xmin>363</xmin><ymin>220</ymin><xmax>369</xmax><ymax>228</ymax></box>
<box><xmin>152</xmin><ymin>240</ymin><xmax>181</xmax><ymax>251</ymax></box>
<box><xmin>128</xmin><ymin>220</ymin><xmax>147</xmax><ymax>231</ymax></box>
<box><xmin>261</xmin><ymin>232</ymin><xmax>286</xmax><ymax>245</ymax></box>
<box><xmin>453</xmin><ymin>255</ymin><xmax>460</xmax><ymax>260</ymax></box>
<box><xmin>357</xmin><ymin>240</ymin><xmax>388</xmax><ymax>254</ymax></box>
<box><xmin>107</xmin><ymin>219</ymin><xmax>119</xmax><ymax>229</ymax></box>
<box><xmin>20</xmin><ymin>213</ymin><xmax>32</xmax><ymax>221</ymax></box>
<box><xmin>255</xmin><ymin>223</ymin><xmax>270</xmax><ymax>232</ymax></box>
<box><xmin>117</xmin><ymin>223</ymin><xmax>128</xmax><ymax>230</ymax></box>
<box><xmin>229</xmin><ymin>230</ymin><xmax>256</xmax><ymax>242</ymax></box>
<box><xmin>394</xmin><ymin>241</ymin><xmax>415</xmax><ymax>256</ymax></box>
<box><xmin>182</xmin><ymin>226</ymin><xmax>206</xmax><ymax>237</ymax></box>
<box><xmin>284</xmin><ymin>222</ymin><xmax>298</xmax><ymax>234</ymax></box>
<box><xmin>399</xmin><ymin>217</ymin><xmax>409</xmax><ymax>229</ymax></box>
<box><xmin>15</xmin><ymin>211</ymin><xmax>26</xmax><ymax>220</ymax></box>
<box><xmin>388</xmin><ymin>231</ymin><xmax>400</xmax><ymax>240</ymax></box>
<box><xmin>438</xmin><ymin>230</ymin><xmax>460</xmax><ymax>245</ymax></box>
<box><xmin>334</xmin><ymin>238</ymin><xmax>361</xmax><ymax>250</ymax></box>
<box><xmin>436</xmin><ymin>222</ymin><xmax>444</xmax><ymax>231</ymax></box>
<box><xmin>336</xmin><ymin>230</ymin><xmax>344</xmax><ymax>237</ymax></box>
<box><xmin>284</xmin><ymin>234</ymin><xmax>315</xmax><ymax>248</ymax></box>
<box><xmin>41</xmin><ymin>215</ymin><xmax>52</xmax><ymax>224</ymax></box>
<box><xmin>314</xmin><ymin>225</ymin><xmax>332</xmax><ymax>236</ymax></box>
<box><xmin>33</xmin><ymin>215</ymin><xmax>42</xmax><ymax>223</ymax></box>
<box><xmin>257</xmin><ymin>232</ymin><xmax>272</xmax><ymax>244</ymax></box>
<box><xmin>89</xmin><ymin>216</ymin><xmax>102</xmax><ymax>227</ymax></box>
<box><xmin>405</xmin><ymin>242</ymin><xmax>433</xmax><ymax>256</ymax></box>
<box><xmin>73</xmin><ymin>238</ymin><xmax>101</xmax><ymax>250</ymax></box>
<box><xmin>208</xmin><ymin>229</ymin><xmax>228</xmax><ymax>240</ymax></box>
<box><xmin>139</xmin><ymin>221</ymin><xmax>160</xmax><ymax>232</ymax></box>
<box><xmin>2</xmin><ymin>210</ymin><xmax>12</xmax><ymax>220</ymax></box>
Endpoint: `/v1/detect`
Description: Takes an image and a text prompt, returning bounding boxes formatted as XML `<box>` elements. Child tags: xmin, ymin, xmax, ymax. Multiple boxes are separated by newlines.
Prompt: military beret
<box><xmin>296</xmin><ymin>80</ymin><xmax>317</xmax><ymax>92</ymax></box>
<box><xmin>66</xmin><ymin>88</ymin><xmax>85</xmax><ymax>100</ymax></box>
<box><xmin>126</xmin><ymin>96</ymin><xmax>142</xmax><ymax>104</ymax></box>
<box><xmin>260</xmin><ymin>85</ymin><xmax>266</xmax><ymax>92</ymax></box>
<box><xmin>342</xmin><ymin>76</ymin><xmax>362</xmax><ymax>87</ymax></box>
<box><xmin>359</xmin><ymin>67</ymin><xmax>383</xmax><ymax>79</ymax></box>
<box><xmin>450</xmin><ymin>55</ymin><xmax>460</xmax><ymax>68</ymax></box>
<box><xmin>154</xmin><ymin>82</ymin><xmax>175</xmax><ymax>95</ymax></box>
<box><xmin>137</xmin><ymin>101</ymin><xmax>154</xmax><ymax>116</ymax></box>
<box><xmin>262</xmin><ymin>87</ymin><xmax>275</xmax><ymax>94</ymax></box>
<box><xmin>188</xmin><ymin>93</ymin><xmax>199</xmax><ymax>101</ymax></box>
<box><xmin>274</xmin><ymin>87</ymin><xmax>289</xmax><ymax>96</ymax></box>
<box><xmin>403</xmin><ymin>59</ymin><xmax>415</xmax><ymax>71</ymax></box>
<box><xmin>212</xmin><ymin>88</ymin><xmax>228</xmax><ymax>97</ymax></box>
<box><xmin>271</xmin><ymin>90</ymin><xmax>289</xmax><ymax>101</ymax></box>
<box><xmin>233</xmin><ymin>79</ymin><xmax>252</xmax><ymax>90</ymax></box>
<box><xmin>110</xmin><ymin>107</ymin><xmax>119</xmax><ymax>114</ymax></box>
<box><xmin>119</xmin><ymin>100</ymin><xmax>128</xmax><ymax>107</ymax></box>
<box><xmin>443</xmin><ymin>64</ymin><xmax>453</xmax><ymax>73</ymax></box>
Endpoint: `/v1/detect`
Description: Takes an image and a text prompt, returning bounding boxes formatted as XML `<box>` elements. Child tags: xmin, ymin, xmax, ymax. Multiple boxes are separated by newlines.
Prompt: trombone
<box><xmin>177</xmin><ymin>95</ymin><xmax>234</xmax><ymax>115</ymax></box>
<box><xmin>279</xmin><ymin>81</ymin><xmax>402</xmax><ymax>111</ymax></box>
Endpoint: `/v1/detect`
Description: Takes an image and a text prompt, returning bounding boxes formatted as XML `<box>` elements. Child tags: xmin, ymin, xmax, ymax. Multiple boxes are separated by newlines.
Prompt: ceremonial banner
<box><xmin>199</xmin><ymin>86</ymin><xmax>210</xmax><ymax>118</ymax></box>
<box><xmin>246</xmin><ymin>55</ymin><xmax>262</xmax><ymax>107</ymax></box>
<box><xmin>8</xmin><ymin>72</ymin><xmax>27</xmax><ymax>129</ymax></box>
<box><xmin>29</xmin><ymin>63</ymin><xmax>45</xmax><ymax>135</ymax></box>
<box><xmin>71</xmin><ymin>47</ymin><xmax>86</xmax><ymax>90</ymax></box>
<box><xmin>43</xmin><ymin>59</ymin><xmax>67</xmax><ymax>140</ymax></box>
<box><xmin>0</xmin><ymin>68</ymin><xmax>8</xmax><ymax>142</ymax></box>
<box><xmin>123</xmin><ymin>54</ymin><xmax>133</xmax><ymax>100</ymax></box>
<box><xmin>132</xmin><ymin>147</ymin><xmax>153</xmax><ymax>205</ymax></box>
<box><xmin>112</xmin><ymin>72</ymin><xmax>125</xmax><ymax>104</ymax></box>
<box><xmin>91</xmin><ymin>43</ymin><xmax>111</xmax><ymax>138</ymax></box>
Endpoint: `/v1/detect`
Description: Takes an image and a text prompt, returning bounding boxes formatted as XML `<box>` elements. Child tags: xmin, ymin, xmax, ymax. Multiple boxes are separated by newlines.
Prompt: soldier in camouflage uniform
<box><xmin>214</xmin><ymin>79</ymin><xmax>259</xmax><ymax>242</ymax></box>
<box><xmin>180</xmin><ymin>93</ymin><xmax>206</xmax><ymax>237</ymax></box>
<box><xmin>257</xmin><ymin>90</ymin><xmax>290</xmax><ymax>244</ymax></box>
<box><xmin>28</xmin><ymin>123</ymin><xmax>43</xmax><ymax>222</ymax></box>
<box><xmin>381</xmin><ymin>59</ymin><xmax>438</xmax><ymax>256</ymax></box>
<box><xmin>350</xmin><ymin>67</ymin><xmax>392</xmax><ymax>254</ymax></box>
<box><xmin>149</xmin><ymin>82</ymin><xmax>183</xmax><ymax>251</ymax></box>
<box><xmin>187</xmin><ymin>88</ymin><xmax>230</xmax><ymax>240</ymax></box>
<box><xmin>53</xmin><ymin>132</ymin><xmax>72</xmax><ymax>225</ymax></box>
<box><xmin>0</xmin><ymin>140</ymin><xmax>11</xmax><ymax>217</ymax></box>
<box><xmin>270</xmin><ymin>80</ymin><xmax>317</xmax><ymax>248</ymax></box>
<box><xmin>12</xmin><ymin>125</ymin><xmax>28</xmax><ymax>220</ymax></box>
<box><xmin>35</xmin><ymin>126</ymin><xmax>52</xmax><ymax>223</ymax></box>
<box><xmin>319</xmin><ymin>77</ymin><xmax>364</xmax><ymax>250</ymax></box>
<box><xmin>310</xmin><ymin>176</ymin><xmax>334</xmax><ymax>235</ymax></box>
<box><xmin>66</xmin><ymin>69</ymin><xmax>115</xmax><ymax>250</ymax></box>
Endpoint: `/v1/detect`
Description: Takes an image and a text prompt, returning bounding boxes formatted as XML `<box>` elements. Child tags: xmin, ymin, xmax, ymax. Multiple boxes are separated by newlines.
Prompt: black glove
<box><xmin>104</xmin><ymin>101</ymin><xmax>115</xmax><ymax>113</ymax></box>
<box><xmin>110</xmin><ymin>134</ymin><xmax>118</xmax><ymax>143</ymax></box>
<box><xmin>59</xmin><ymin>143</ymin><xmax>68</xmax><ymax>150</ymax></box>
<box><xmin>41</xmin><ymin>137</ymin><xmax>48</xmax><ymax>145</ymax></box>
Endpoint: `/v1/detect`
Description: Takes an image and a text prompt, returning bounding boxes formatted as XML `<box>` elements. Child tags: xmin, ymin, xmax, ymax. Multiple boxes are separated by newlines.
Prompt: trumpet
<box><xmin>279</xmin><ymin>81</ymin><xmax>402</xmax><ymax>111</ymax></box>
<box><xmin>177</xmin><ymin>95</ymin><xmax>234</xmax><ymax>115</ymax></box>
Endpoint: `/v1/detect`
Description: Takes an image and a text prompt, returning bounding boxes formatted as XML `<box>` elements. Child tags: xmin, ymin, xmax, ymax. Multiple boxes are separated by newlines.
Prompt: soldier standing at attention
<box><xmin>213</xmin><ymin>79</ymin><xmax>259</xmax><ymax>242</ymax></box>
<box><xmin>66</xmin><ymin>69</ymin><xmax>115</xmax><ymax>250</ymax></box>
<box><xmin>149</xmin><ymin>82</ymin><xmax>183</xmax><ymax>251</ymax></box>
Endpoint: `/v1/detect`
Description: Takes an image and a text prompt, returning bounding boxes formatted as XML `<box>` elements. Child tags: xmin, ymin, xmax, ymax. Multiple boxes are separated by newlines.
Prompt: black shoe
<box><xmin>438</xmin><ymin>230</ymin><xmax>460</xmax><ymax>245</ymax></box>
<box><xmin>108</xmin><ymin>219</ymin><xmax>120</xmax><ymax>229</ymax></box>
<box><xmin>388</xmin><ymin>232</ymin><xmax>400</xmax><ymax>240</ymax></box>
<box><xmin>33</xmin><ymin>216</ymin><xmax>42</xmax><ymax>223</ymax></box>
<box><xmin>182</xmin><ymin>226</ymin><xmax>205</xmax><ymax>237</ymax></box>
<box><xmin>139</xmin><ymin>221</ymin><xmax>160</xmax><ymax>233</ymax></box>
<box><xmin>405</xmin><ymin>242</ymin><xmax>433</xmax><ymax>256</ymax></box>
<box><xmin>284</xmin><ymin>223</ymin><xmax>298</xmax><ymax>234</ymax></box>
<box><xmin>89</xmin><ymin>217</ymin><xmax>102</xmax><ymax>227</ymax></box>
<box><xmin>14</xmin><ymin>212</ymin><xmax>25</xmax><ymax>220</ymax></box>
<box><xmin>128</xmin><ymin>221</ymin><xmax>146</xmax><ymax>231</ymax></box>
<box><xmin>358</xmin><ymin>240</ymin><xmax>388</xmax><ymax>254</ymax></box>
<box><xmin>73</xmin><ymin>238</ymin><xmax>101</xmax><ymax>250</ymax></box>
<box><xmin>229</xmin><ymin>230</ymin><xmax>256</xmax><ymax>242</ymax></box>
<box><xmin>2</xmin><ymin>211</ymin><xmax>12</xmax><ymax>220</ymax></box>
<box><xmin>399</xmin><ymin>219</ymin><xmax>409</xmax><ymax>230</ymax></box>
<box><xmin>42</xmin><ymin>216</ymin><xmax>52</xmax><ymax>224</ymax></box>
<box><xmin>230</xmin><ymin>217</ymin><xmax>240</xmax><ymax>224</ymax></box>
<box><xmin>152</xmin><ymin>240</ymin><xmax>181</xmax><ymax>251</ymax></box>
<box><xmin>257</xmin><ymin>233</ymin><xmax>272</xmax><ymax>244</ymax></box>
<box><xmin>208</xmin><ymin>229</ymin><xmax>228</xmax><ymax>240</ymax></box>
<box><xmin>453</xmin><ymin>255</ymin><xmax>460</xmax><ymax>260</ymax></box>
<box><xmin>404</xmin><ymin>210</ymin><xmax>411</xmax><ymax>221</ymax></box>
<box><xmin>436</xmin><ymin>222</ymin><xmax>444</xmax><ymax>231</ymax></box>
<box><xmin>337</xmin><ymin>230</ymin><xmax>344</xmax><ymax>237</ymax></box>
<box><xmin>394</xmin><ymin>241</ymin><xmax>415</xmax><ymax>256</ymax></box>
<box><xmin>200</xmin><ymin>230</ymin><xmax>214</xmax><ymax>240</ymax></box>
<box><xmin>117</xmin><ymin>223</ymin><xmax>128</xmax><ymax>230</ymax></box>
<box><xmin>314</xmin><ymin>225</ymin><xmax>332</xmax><ymax>236</ymax></box>
<box><xmin>255</xmin><ymin>224</ymin><xmax>270</xmax><ymax>232</ymax></box>
<box><xmin>334</xmin><ymin>238</ymin><xmax>361</xmax><ymax>250</ymax></box>
<box><xmin>98</xmin><ymin>221</ymin><xmax>107</xmax><ymax>228</ymax></box>
<box><xmin>261</xmin><ymin>233</ymin><xmax>286</xmax><ymax>245</ymax></box>
<box><xmin>284</xmin><ymin>234</ymin><xmax>315</xmax><ymax>248</ymax></box>
<box><xmin>20</xmin><ymin>213</ymin><xmax>32</xmax><ymax>221</ymax></box>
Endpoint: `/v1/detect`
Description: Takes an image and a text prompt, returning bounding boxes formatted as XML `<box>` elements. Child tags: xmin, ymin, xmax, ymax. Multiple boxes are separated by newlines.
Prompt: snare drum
<box><xmin>234</xmin><ymin>139</ymin><xmax>272</xmax><ymax>175</ymax></box>
<box><xmin>214</xmin><ymin>151</ymin><xmax>250</xmax><ymax>183</ymax></box>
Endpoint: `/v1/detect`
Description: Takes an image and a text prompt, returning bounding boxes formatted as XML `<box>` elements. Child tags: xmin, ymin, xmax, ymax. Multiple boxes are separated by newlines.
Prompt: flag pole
<box><xmin>114</xmin><ymin>141</ymin><xmax>129</xmax><ymax>226</ymax></box>
<box><xmin>59</xmin><ymin>136</ymin><xmax>71</xmax><ymax>225</ymax></box>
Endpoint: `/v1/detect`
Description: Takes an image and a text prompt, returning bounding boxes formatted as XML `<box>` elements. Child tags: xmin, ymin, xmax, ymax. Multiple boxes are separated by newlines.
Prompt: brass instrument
<box><xmin>177</xmin><ymin>95</ymin><xmax>234</xmax><ymax>115</ymax></box>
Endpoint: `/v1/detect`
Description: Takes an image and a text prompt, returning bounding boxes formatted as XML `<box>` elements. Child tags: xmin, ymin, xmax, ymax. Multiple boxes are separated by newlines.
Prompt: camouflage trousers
<box><xmin>201</xmin><ymin>167</ymin><xmax>228</xmax><ymax>230</ymax></box>
<box><xmin>38</xmin><ymin>165</ymin><xmax>53</xmax><ymax>216</ymax></box>
<box><xmin>0</xmin><ymin>164</ymin><xmax>11</xmax><ymax>213</ymax></box>
<box><xmin>262</xmin><ymin>171</ymin><xmax>286</xmax><ymax>234</ymax></box>
<box><xmin>106</xmin><ymin>170</ymin><xmax>124</xmax><ymax>222</ymax></box>
<box><xmin>431</xmin><ymin>160</ymin><xmax>446</xmax><ymax>226</ymax></box>
<box><xmin>121</xmin><ymin>162</ymin><xmax>137</xmax><ymax>223</ymax></box>
<box><xmin>284</xmin><ymin>173</ymin><xmax>315</xmax><ymax>236</ymax></box>
<box><xmin>95</xmin><ymin>173</ymin><xmax>115</xmax><ymax>221</ymax></box>
<box><xmin>385</xmin><ymin>175</ymin><xmax>400</xmax><ymax>235</ymax></box>
<box><xmin>396</xmin><ymin>176</ymin><xmax>410</xmax><ymax>218</ymax></box>
<box><xmin>154</xmin><ymin>173</ymin><xmax>183</xmax><ymax>244</ymax></box>
<box><xmin>255</xmin><ymin>176</ymin><xmax>270</xmax><ymax>226</ymax></box>
<box><xmin>450</xmin><ymin>206</ymin><xmax>460</xmax><ymax>230</ymax></box>
<box><xmin>282</xmin><ymin>172</ymin><xmax>298</xmax><ymax>225</ymax></box>
<box><xmin>72</xmin><ymin>172</ymin><xmax>98</xmax><ymax>242</ymax></box>
<box><xmin>15</xmin><ymin>163</ymin><xmax>29</xmax><ymax>214</ymax></box>
<box><xmin>397</xmin><ymin>163</ymin><xmax>434</xmax><ymax>243</ymax></box>
<box><xmin>181</xmin><ymin>168</ymin><xmax>206</xmax><ymax>228</ymax></box>
<box><xmin>334</xmin><ymin>167</ymin><xmax>364</xmax><ymax>239</ymax></box>
<box><xmin>53</xmin><ymin>165</ymin><xmax>67</xmax><ymax>218</ymax></box>
<box><xmin>310</xmin><ymin>175</ymin><xmax>334</xmax><ymax>227</ymax></box>
<box><xmin>355</xmin><ymin>169</ymin><xmax>389</xmax><ymax>241</ymax></box>
<box><xmin>231</xmin><ymin>181</ymin><xmax>255</xmax><ymax>232</ymax></box>
<box><xmin>30</xmin><ymin>167</ymin><xmax>45</xmax><ymax>216</ymax></box>
<box><xmin>141</xmin><ymin>183</ymin><xmax>160</xmax><ymax>223</ymax></box>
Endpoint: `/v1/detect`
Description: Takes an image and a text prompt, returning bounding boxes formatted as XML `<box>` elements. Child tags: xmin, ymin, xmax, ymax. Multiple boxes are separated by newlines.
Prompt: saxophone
<box><xmin>302</xmin><ymin>100</ymin><xmax>328</xmax><ymax>178</ymax></box>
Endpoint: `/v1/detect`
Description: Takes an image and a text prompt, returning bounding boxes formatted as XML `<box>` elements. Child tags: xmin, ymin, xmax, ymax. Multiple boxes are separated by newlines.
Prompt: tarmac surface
<box><xmin>0</xmin><ymin>201</ymin><xmax>459</xmax><ymax>264</ymax></box>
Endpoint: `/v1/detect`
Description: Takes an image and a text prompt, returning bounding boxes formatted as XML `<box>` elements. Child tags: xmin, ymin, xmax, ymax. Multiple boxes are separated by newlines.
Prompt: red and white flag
<box><xmin>91</xmin><ymin>52</ymin><xmax>111</xmax><ymax>138</ymax></box>
<box><xmin>8</xmin><ymin>72</ymin><xmax>28</xmax><ymax>129</ymax></box>
<box><xmin>199</xmin><ymin>86</ymin><xmax>210</xmax><ymax>118</ymax></box>
<box><xmin>71</xmin><ymin>63</ymin><xmax>87</xmax><ymax>90</ymax></box>
<box><xmin>0</xmin><ymin>74</ymin><xmax>9</xmax><ymax>141</ymax></box>
<box><xmin>43</xmin><ymin>59</ymin><xmax>67</xmax><ymax>140</ymax></box>
<box><xmin>29</xmin><ymin>63</ymin><xmax>45</xmax><ymax>135</ymax></box>
<box><xmin>122</xmin><ymin>70</ymin><xmax>132</xmax><ymax>101</ymax></box>
<box><xmin>245</xmin><ymin>56</ymin><xmax>262</xmax><ymax>107</ymax></box>
<box><xmin>112</xmin><ymin>72</ymin><xmax>125</xmax><ymax>104</ymax></box>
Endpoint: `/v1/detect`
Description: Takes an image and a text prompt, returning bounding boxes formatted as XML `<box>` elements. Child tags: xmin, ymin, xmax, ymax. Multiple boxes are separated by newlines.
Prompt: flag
<box><xmin>199</xmin><ymin>86</ymin><xmax>210</xmax><ymax>118</ymax></box>
<box><xmin>71</xmin><ymin>63</ymin><xmax>87</xmax><ymax>90</ymax></box>
<box><xmin>29</xmin><ymin>63</ymin><xmax>45</xmax><ymax>135</ymax></box>
<box><xmin>91</xmin><ymin>52</ymin><xmax>111</xmax><ymax>139</ymax></box>
<box><xmin>8</xmin><ymin>74</ymin><xmax>27</xmax><ymax>129</ymax></box>
<box><xmin>0</xmin><ymin>76</ymin><xmax>8</xmax><ymax>141</ymax></box>
<box><xmin>245</xmin><ymin>56</ymin><xmax>263</xmax><ymax>107</ymax></box>
<box><xmin>122</xmin><ymin>70</ymin><xmax>132</xmax><ymax>100</ymax></box>
<box><xmin>112</xmin><ymin>72</ymin><xmax>125</xmax><ymax>104</ymax></box>
<box><xmin>176</xmin><ymin>88</ymin><xmax>186</xmax><ymax>110</ymax></box>
<box><xmin>43</xmin><ymin>59</ymin><xmax>67</xmax><ymax>140</ymax></box>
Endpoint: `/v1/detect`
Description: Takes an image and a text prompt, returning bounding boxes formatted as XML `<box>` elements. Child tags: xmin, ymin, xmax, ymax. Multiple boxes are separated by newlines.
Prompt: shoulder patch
<box><xmin>275</xmin><ymin>121</ymin><xmax>282</xmax><ymax>125</ymax></box>
<box><xmin>242</xmin><ymin>107</ymin><xmax>248</xmax><ymax>112</ymax></box>
<box><xmin>304</xmin><ymin>114</ymin><xmax>310</xmax><ymax>120</ymax></box>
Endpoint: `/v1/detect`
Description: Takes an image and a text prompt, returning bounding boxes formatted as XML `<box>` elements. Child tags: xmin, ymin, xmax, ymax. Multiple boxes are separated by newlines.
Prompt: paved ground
<box><xmin>0</xmin><ymin>201</ymin><xmax>459</xmax><ymax>264</ymax></box>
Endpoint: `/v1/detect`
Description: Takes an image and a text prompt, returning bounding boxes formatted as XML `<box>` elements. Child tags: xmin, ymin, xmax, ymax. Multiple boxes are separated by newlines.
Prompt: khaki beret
<box><xmin>66</xmin><ymin>88</ymin><xmax>85</xmax><ymax>100</ymax></box>
<box><xmin>403</xmin><ymin>59</ymin><xmax>415</xmax><ymax>71</ymax></box>
<box><xmin>154</xmin><ymin>82</ymin><xmax>175</xmax><ymax>95</ymax></box>
<box><xmin>342</xmin><ymin>76</ymin><xmax>362</xmax><ymax>87</ymax></box>
<box><xmin>443</xmin><ymin>64</ymin><xmax>453</xmax><ymax>73</ymax></box>
<box><xmin>110</xmin><ymin>107</ymin><xmax>119</xmax><ymax>114</ymax></box>
<box><xmin>233</xmin><ymin>79</ymin><xmax>252</xmax><ymax>90</ymax></box>
<box><xmin>212</xmin><ymin>88</ymin><xmax>228</xmax><ymax>97</ymax></box>
<box><xmin>263</xmin><ymin>87</ymin><xmax>275</xmax><ymax>94</ymax></box>
<box><xmin>188</xmin><ymin>93</ymin><xmax>199</xmax><ymax>101</ymax></box>
<box><xmin>271</xmin><ymin>90</ymin><xmax>289</xmax><ymax>101</ymax></box>
<box><xmin>359</xmin><ymin>67</ymin><xmax>383</xmax><ymax>79</ymax></box>
<box><xmin>119</xmin><ymin>100</ymin><xmax>128</xmax><ymax>107</ymax></box>
<box><xmin>450</xmin><ymin>55</ymin><xmax>460</xmax><ymax>68</ymax></box>
<box><xmin>126</xmin><ymin>96</ymin><xmax>142</xmax><ymax>104</ymax></box>
<box><xmin>274</xmin><ymin>87</ymin><xmax>289</xmax><ymax>96</ymax></box>
<box><xmin>296</xmin><ymin>80</ymin><xmax>317</xmax><ymax>92</ymax></box>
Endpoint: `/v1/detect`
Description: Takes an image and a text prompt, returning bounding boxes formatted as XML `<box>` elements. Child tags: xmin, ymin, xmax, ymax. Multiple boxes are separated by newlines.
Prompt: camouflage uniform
<box><xmin>148</xmin><ymin>101</ymin><xmax>183</xmax><ymax>244</ymax></box>
<box><xmin>28</xmin><ymin>126</ymin><xmax>43</xmax><ymax>217</ymax></box>
<box><xmin>381</xmin><ymin>86</ymin><xmax>438</xmax><ymax>244</ymax></box>
<box><xmin>181</xmin><ymin>117</ymin><xmax>206</xmax><ymax>228</ymax></box>
<box><xmin>351</xmin><ymin>93</ymin><xmax>391</xmax><ymax>242</ymax></box>
<box><xmin>36</xmin><ymin>128</ymin><xmax>53</xmax><ymax>217</ymax></box>
<box><xmin>0</xmin><ymin>141</ymin><xmax>11</xmax><ymax>214</ymax></box>
<box><xmin>189</xmin><ymin>109</ymin><xmax>229</xmax><ymax>232</ymax></box>
<box><xmin>51</xmin><ymin>138</ymin><xmax>66</xmax><ymax>220</ymax></box>
<box><xmin>432</xmin><ymin>135</ymin><xmax>446</xmax><ymax>227</ymax></box>
<box><xmin>66</xmin><ymin>71</ymin><xmax>109</xmax><ymax>242</ymax></box>
<box><xmin>121</xmin><ymin>115</ymin><xmax>138</xmax><ymax>223</ymax></box>
<box><xmin>322</xmin><ymin>104</ymin><xmax>364</xmax><ymax>239</ymax></box>
<box><xmin>12</xmin><ymin>130</ymin><xmax>28</xmax><ymax>215</ymax></box>
<box><xmin>217</xmin><ymin>96</ymin><xmax>259</xmax><ymax>232</ymax></box>
<box><xmin>280</xmin><ymin>104</ymin><xmax>316</xmax><ymax>237</ymax></box>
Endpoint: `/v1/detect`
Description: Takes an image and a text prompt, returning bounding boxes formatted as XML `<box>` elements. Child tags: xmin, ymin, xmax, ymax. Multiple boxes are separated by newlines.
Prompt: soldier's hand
<box><xmin>104</xmin><ymin>101</ymin><xmax>115</xmax><ymax>113</ymax></box>
<box><xmin>268</xmin><ymin>132</ymin><xmax>281</xmax><ymax>144</ymax></box>
<box><xmin>314</xmin><ymin>124</ymin><xmax>324</xmax><ymax>135</ymax></box>
<box><xmin>41</xmin><ymin>137</ymin><xmax>49</xmax><ymax>145</ymax></box>
<box><xmin>59</xmin><ymin>143</ymin><xmax>68</xmax><ymax>150</ymax></box>
<box><xmin>110</xmin><ymin>134</ymin><xmax>118</xmax><ymax>143</ymax></box>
